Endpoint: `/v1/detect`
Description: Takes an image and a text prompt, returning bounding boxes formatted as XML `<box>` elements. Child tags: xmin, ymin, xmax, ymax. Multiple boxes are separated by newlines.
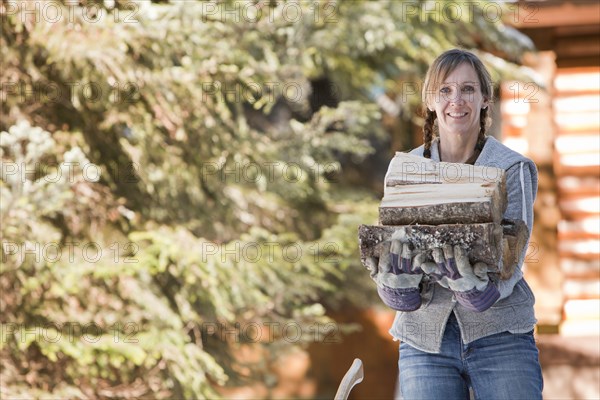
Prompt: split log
<box><xmin>380</xmin><ymin>196</ymin><xmax>502</xmax><ymax>225</ymax></box>
<box><xmin>358</xmin><ymin>223</ymin><xmax>504</xmax><ymax>272</ymax></box>
<box><xmin>380</xmin><ymin>152</ymin><xmax>506</xmax><ymax>225</ymax></box>
<box><xmin>384</xmin><ymin>152</ymin><xmax>504</xmax><ymax>187</ymax></box>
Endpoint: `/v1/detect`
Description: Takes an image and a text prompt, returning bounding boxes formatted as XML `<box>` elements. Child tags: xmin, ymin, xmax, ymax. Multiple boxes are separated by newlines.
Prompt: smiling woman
<box><xmin>421</xmin><ymin>50</ymin><xmax>494</xmax><ymax>165</ymax></box>
<box><xmin>369</xmin><ymin>49</ymin><xmax>544</xmax><ymax>400</ymax></box>
<box><xmin>428</xmin><ymin>65</ymin><xmax>488</xmax><ymax>163</ymax></box>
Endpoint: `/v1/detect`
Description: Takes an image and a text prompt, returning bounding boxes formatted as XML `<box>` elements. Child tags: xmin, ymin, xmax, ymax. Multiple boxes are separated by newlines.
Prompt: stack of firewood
<box><xmin>358</xmin><ymin>152</ymin><xmax>527</xmax><ymax>279</ymax></box>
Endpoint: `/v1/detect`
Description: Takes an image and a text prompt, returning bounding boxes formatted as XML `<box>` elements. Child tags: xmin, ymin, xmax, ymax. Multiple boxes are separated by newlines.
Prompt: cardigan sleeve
<box><xmin>504</xmin><ymin>161</ymin><xmax>536</xmax><ymax>236</ymax></box>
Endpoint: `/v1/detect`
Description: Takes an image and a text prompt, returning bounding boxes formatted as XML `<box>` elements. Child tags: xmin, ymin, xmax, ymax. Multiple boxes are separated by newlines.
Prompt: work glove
<box><xmin>366</xmin><ymin>236</ymin><xmax>428</xmax><ymax>312</ymax></box>
<box><xmin>422</xmin><ymin>245</ymin><xmax>500</xmax><ymax>312</ymax></box>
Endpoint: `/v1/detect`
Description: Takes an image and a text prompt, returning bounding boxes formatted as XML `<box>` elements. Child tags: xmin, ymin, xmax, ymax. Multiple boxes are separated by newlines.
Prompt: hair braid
<box><xmin>476</xmin><ymin>107</ymin><xmax>488</xmax><ymax>152</ymax></box>
<box><xmin>423</xmin><ymin>109</ymin><xmax>437</xmax><ymax>158</ymax></box>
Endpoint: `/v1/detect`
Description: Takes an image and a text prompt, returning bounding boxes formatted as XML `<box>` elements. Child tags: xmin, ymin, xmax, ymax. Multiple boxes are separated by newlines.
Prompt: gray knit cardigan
<box><xmin>387</xmin><ymin>136</ymin><xmax>539</xmax><ymax>353</ymax></box>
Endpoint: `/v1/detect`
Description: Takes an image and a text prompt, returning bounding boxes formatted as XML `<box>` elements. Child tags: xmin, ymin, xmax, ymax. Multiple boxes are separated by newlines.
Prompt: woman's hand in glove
<box><xmin>366</xmin><ymin>238</ymin><xmax>428</xmax><ymax>312</ymax></box>
<box><xmin>422</xmin><ymin>245</ymin><xmax>500</xmax><ymax>312</ymax></box>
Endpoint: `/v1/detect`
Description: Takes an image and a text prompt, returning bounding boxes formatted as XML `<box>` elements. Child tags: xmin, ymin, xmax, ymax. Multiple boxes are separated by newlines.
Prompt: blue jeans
<box><xmin>398</xmin><ymin>312</ymin><xmax>543</xmax><ymax>400</ymax></box>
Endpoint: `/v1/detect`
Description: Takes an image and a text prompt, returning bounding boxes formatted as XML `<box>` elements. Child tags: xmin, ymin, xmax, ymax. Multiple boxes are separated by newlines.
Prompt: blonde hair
<box><xmin>421</xmin><ymin>49</ymin><xmax>493</xmax><ymax>158</ymax></box>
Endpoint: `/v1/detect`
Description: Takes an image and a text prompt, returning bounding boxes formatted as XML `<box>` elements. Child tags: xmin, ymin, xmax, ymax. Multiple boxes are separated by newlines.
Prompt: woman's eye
<box><xmin>462</xmin><ymin>85</ymin><xmax>475</xmax><ymax>92</ymax></box>
<box><xmin>440</xmin><ymin>87</ymin><xmax>450</xmax><ymax>93</ymax></box>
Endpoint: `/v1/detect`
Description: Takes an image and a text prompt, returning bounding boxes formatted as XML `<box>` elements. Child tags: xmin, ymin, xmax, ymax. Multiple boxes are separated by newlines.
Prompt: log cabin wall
<box><xmin>509</xmin><ymin>0</ymin><xmax>600</xmax><ymax>335</ymax></box>
<box><xmin>500</xmin><ymin>50</ymin><xmax>564</xmax><ymax>330</ymax></box>
<box><xmin>553</xmin><ymin>66</ymin><xmax>600</xmax><ymax>335</ymax></box>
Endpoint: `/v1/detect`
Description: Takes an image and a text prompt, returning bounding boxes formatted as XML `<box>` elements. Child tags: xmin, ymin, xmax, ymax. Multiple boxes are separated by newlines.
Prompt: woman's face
<box><xmin>427</xmin><ymin>62</ymin><xmax>489</xmax><ymax>141</ymax></box>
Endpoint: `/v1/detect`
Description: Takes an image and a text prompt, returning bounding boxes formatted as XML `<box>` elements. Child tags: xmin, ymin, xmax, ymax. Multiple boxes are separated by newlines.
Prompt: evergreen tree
<box><xmin>1</xmin><ymin>0</ymin><xmax>535</xmax><ymax>397</ymax></box>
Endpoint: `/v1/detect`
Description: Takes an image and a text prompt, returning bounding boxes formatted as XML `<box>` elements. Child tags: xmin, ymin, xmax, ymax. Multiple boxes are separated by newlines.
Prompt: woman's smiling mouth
<box><xmin>447</xmin><ymin>112</ymin><xmax>468</xmax><ymax>118</ymax></box>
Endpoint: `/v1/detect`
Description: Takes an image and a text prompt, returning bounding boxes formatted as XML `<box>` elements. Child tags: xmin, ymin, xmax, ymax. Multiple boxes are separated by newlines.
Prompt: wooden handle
<box><xmin>334</xmin><ymin>358</ymin><xmax>364</xmax><ymax>400</ymax></box>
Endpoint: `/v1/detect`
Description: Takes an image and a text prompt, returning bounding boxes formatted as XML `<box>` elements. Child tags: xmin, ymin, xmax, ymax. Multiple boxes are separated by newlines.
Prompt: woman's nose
<box><xmin>449</xmin><ymin>90</ymin><xmax>465</xmax><ymax>104</ymax></box>
<box><xmin>450</xmin><ymin>97</ymin><xmax>465</xmax><ymax>106</ymax></box>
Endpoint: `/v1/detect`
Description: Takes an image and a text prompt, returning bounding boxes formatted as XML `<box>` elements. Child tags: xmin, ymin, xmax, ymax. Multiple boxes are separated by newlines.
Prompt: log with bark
<box><xmin>500</xmin><ymin>219</ymin><xmax>529</xmax><ymax>279</ymax></box>
<box><xmin>358</xmin><ymin>223</ymin><xmax>503</xmax><ymax>270</ymax></box>
<box><xmin>358</xmin><ymin>220</ymin><xmax>527</xmax><ymax>279</ymax></box>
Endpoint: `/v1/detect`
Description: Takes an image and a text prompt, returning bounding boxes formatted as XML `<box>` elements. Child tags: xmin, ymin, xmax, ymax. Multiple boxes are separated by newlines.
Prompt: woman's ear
<box><xmin>482</xmin><ymin>98</ymin><xmax>489</xmax><ymax>110</ymax></box>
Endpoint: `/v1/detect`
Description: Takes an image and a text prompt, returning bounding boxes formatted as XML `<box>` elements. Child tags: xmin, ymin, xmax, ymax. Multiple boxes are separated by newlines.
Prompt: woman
<box><xmin>371</xmin><ymin>49</ymin><xmax>543</xmax><ymax>399</ymax></box>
